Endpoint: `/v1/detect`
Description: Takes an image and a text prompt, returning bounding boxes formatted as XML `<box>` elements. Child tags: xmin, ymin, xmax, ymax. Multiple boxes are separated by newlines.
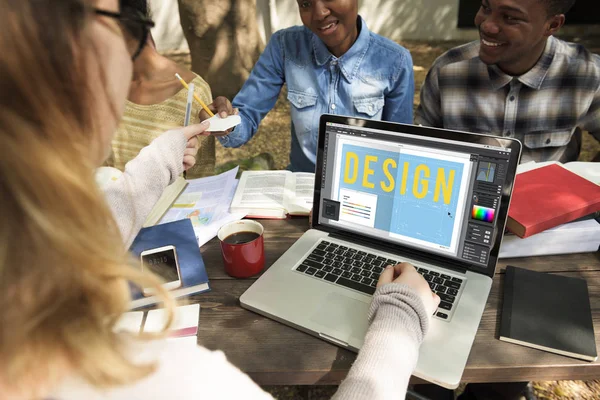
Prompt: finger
<box><xmin>181</xmin><ymin>120</ymin><xmax>210</xmax><ymax>140</ymax></box>
<box><xmin>208</xmin><ymin>131</ymin><xmax>230</xmax><ymax>138</ymax></box>
<box><xmin>212</xmin><ymin>96</ymin><xmax>233</xmax><ymax>118</ymax></box>
<box><xmin>429</xmin><ymin>293</ymin><xmax>441</xmax><ymax>315</ymax></box>
<box><xmin>183</xmin><ymin>155</ymin><xmax>196</xmax><ymax>169</ymax></box>
<box><xmin>376</xmin><ymin>265</ymin><xmax>395</xmax><ymax>288</ymax></box>
<box><xmin>392</xmin><ymin>262</ymin><xmax>415</xmax><ymax>276</ymax></box>
<box><xmin>233</xmin><ymin>108</ymin><xmax>239</xmax><ymax>115</ymax></box>
<box><xmin>186</xmin><ymin>137</ymin><xmax>198</xmax><ymax>148</ymax></box>
<box><xmin>184</xmin><ymin>147</ymin><xmax>198</xmax><ymax>157</ymax></box>
<box><xmin>198</xmin><ymin>109</ymin><xmax>210</xmax><ymax>121</ymax></box>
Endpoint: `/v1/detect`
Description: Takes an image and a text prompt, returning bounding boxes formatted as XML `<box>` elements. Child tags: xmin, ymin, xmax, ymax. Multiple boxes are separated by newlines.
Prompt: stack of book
<box><xmin>499</xmin><ymin>161</ymin><xmax>600</xmax><ymax>258</ymax></box>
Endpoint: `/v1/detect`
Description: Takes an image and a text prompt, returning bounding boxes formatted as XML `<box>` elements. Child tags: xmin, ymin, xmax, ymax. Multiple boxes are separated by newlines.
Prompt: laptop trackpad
<box><xmin>310</xmin><ymin>292</ymin><xmax>369</xmax><ymax>343</ymax></box>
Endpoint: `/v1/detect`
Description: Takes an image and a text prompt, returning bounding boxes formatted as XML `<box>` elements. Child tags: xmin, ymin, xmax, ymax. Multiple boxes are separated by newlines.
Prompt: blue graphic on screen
<box><xmin>339</xmin><ymin>144</ymin><xmax>464</xmax><ymax>248</ymax></box>
<box><xmin>339</xmin><ymin>146</ymin><xmax>401</xmax><ymax>230</ymax></box>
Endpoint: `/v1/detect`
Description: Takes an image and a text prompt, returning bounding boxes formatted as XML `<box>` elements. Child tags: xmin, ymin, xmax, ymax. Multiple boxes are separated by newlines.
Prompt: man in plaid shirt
<box><xmin>416</xmin><ymin>0</ymin><xmax>600</xmax><ymax>163</ymax></box>
<box><xmin>416</xmin><ymin>1</ymin><xmax>598</xmax><ymax>399</ymax></box>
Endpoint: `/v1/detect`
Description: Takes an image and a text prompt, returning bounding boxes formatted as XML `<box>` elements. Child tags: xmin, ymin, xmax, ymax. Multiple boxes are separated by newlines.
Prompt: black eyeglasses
<box><xmin>93</xmin><ymin>8</ymin><xmax>155</xmax><ymax>60</ymax></box>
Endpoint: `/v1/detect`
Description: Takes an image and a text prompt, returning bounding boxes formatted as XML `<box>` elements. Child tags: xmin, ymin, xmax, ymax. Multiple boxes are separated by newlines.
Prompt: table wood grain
<box><xmin>195</xmin><ymin>218</ymin><xmax>600</xmax><ymax>385</ymax></box>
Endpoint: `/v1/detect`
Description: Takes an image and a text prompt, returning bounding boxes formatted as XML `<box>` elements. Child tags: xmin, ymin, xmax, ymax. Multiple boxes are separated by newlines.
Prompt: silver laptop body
<box><xmin>240</xmin><ymin>115</ymin><xmax>522</xmax><ymax>389</ymax></box>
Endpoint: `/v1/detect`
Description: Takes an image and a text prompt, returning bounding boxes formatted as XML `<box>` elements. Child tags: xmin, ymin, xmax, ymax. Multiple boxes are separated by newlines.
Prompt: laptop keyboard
<box><xmin>295</xmin><ymin>240</ymin><xmax>464</xmax><ymax>321</ymax></box>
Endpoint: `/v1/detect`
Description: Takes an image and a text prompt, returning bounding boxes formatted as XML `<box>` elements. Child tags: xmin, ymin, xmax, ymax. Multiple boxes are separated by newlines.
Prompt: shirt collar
<box><xmin>487</xmin><ymin>36</ymin><xmax>556</xmax><ymax>90</ymax></box>
<box><xmin>312</xmin><ymin>16</ymin><xmax>371</xmax><ymax>81</ymax></box>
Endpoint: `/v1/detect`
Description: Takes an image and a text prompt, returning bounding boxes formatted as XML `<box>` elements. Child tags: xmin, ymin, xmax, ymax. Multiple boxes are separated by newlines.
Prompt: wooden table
<box><xmin>194</xmin><ymin>218</ymin><xmax>600</xmax><ymax>385</ymax></box>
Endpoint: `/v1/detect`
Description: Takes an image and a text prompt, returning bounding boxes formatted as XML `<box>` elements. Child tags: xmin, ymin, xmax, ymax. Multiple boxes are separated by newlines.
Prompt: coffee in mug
<box><xmin>217</xmin><ymin>220</ymin><xmax>265</xmax><ymax>278</ymax></box>
<box><xmin>222</xmin><ymin>231</ymin><xmax>261</xmax><ymax>245</ymax></box>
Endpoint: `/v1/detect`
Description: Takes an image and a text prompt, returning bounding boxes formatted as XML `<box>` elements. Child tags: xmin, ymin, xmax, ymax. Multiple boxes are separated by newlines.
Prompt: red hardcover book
<box><xmin>506</xmin><ymin>164</ymin><xmax>600</xmax><ymax>238</ymax></box>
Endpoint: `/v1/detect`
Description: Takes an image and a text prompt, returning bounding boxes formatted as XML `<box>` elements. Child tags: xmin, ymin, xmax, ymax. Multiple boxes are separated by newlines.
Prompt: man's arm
<box><xmin>414</xmin><ymin>65</ymin><xmax>443</xmax><ymax>127</ymax></box>
<box><xmin>580</xmin><ymin>81</ymin><xmax>600</xmax><ymax>145</ymax></box>
<box><xmin>218</xmin><ymin>31</ymin><xmax>286</xmax><ymax>149</ymax></box>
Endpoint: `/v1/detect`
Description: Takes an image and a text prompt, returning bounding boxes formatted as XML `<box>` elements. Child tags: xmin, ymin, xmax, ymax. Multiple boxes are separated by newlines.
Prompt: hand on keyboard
<box><xmin>377</xmin><ymin>263</ymin><xmax>441</xmax><ymax>317</ymax></box>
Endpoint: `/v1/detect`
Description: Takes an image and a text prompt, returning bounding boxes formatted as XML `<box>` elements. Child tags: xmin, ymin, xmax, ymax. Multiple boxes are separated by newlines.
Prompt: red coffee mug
<box><xmin>217</xmin><ymin>220</ymin><xmax>265</xmax><ymax>278</ymax></box>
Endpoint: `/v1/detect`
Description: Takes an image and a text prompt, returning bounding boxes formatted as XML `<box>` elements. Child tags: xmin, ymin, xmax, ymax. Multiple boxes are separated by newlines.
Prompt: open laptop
<box><xmin>240</xmin><ymin>115</ymin><xmax>521</xmax><ymax>389</ymax></box>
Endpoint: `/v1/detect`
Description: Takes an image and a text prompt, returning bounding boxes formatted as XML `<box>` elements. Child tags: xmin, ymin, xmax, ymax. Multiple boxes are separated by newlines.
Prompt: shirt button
<box><xmin>509</xmin><ymin>95</ymin><xmax>515</xmax><ymax>101</ymax></box>
<box><xmin>369</xmin><ymin>104</ymin><xmax>374</xmax><ymax>111</ymax></box>
<box><xmin>298</xmin><ymin>98</ymin><xmax>303</xmax><ymax>104</ymax></box>
<box><xmin>331</xmin><ymin>60</ymin><xmax>338</xmax><ymax>66</ymax></box>
<box><xmin>331</xmin><ymin>104</ymin><xmax>336</xmax><ymax>110</ymax></box>
<box><xmin>545</xmin><ymin>138</ymin><xmax>551</xmax><ymax>144</ymax></box>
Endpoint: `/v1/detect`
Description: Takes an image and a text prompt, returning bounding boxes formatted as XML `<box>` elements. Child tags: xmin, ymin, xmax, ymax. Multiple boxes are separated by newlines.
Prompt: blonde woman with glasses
<box><xmin>0</xmin><ymin>1</ymin><xmax>438</xmax><ymax>399</ymax></box>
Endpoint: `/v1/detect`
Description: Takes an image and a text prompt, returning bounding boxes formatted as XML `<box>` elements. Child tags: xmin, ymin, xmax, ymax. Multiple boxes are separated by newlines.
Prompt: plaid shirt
<box><xmin>415</xmin><ymin>36</ymin><xmax>600</xmax><ymax>162</ymax></box>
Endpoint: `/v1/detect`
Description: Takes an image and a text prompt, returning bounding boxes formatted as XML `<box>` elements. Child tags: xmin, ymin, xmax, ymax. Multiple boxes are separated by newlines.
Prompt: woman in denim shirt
<box><xmin>207</xmin><ymin>0</ymin><xmax>415</xmax><ymax>172</ymax></box>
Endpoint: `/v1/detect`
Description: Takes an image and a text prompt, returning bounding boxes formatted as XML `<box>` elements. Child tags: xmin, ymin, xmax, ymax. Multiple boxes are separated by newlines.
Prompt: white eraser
<box><xmin>205</xmin><ymin>114</ymin><xmax>242</xmax><ymax>132</ymax></box>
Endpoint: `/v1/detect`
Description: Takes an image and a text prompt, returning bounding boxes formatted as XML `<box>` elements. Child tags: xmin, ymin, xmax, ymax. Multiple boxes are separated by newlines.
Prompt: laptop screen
<box><xmin>316</xmin><ymin>117</ymin><xmax>521</xmax><ymax>274</ymax></box>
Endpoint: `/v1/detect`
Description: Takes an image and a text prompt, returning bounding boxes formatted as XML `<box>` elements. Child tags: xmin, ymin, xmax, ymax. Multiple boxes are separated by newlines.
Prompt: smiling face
<box><xmin>474</xmin><ymin>0</ymin><xmax>564</xmax><ymax>75</ymax></box>
<box><xmin>297</xmin><ymin>0</ymin><xmax>359</xmax><ymax>58</ymax></box>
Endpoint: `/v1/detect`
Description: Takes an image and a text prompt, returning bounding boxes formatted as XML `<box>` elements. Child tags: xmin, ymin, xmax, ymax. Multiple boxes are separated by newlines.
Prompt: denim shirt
<box><xmin>219</xmin><ymin>17</ymin><xmax>415</xmax><ymax>172</ymax></box>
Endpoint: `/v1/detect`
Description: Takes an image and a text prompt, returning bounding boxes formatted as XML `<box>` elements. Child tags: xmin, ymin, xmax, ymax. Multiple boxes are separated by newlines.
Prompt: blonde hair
<box><xmin>0</xmin><ymin>0</ymin><xmax>173</xmax><ymax>395</ymax></box>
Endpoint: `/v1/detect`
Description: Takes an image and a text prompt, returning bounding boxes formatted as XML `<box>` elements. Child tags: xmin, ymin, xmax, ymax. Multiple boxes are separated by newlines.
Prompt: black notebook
<box><xmin>500</xmin><ymin>265</ymin><xmax>597</xmax><ymax>361</ymax></box>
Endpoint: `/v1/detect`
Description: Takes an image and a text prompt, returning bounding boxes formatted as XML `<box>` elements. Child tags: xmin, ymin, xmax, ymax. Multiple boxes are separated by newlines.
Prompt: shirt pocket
<box><xmin>523</xmin><ymin>129</ymin><xmax>574</xmax><ymax>149</ymax></box>
<box><xmin>287</xmin><ymin>89</ymin><xmax>318</xmax><ymax>136</ymax></box>
<box><xmin>353</xmin><ymin>96</ymin><xmax>385</xmax><ymax>118</ymax></box>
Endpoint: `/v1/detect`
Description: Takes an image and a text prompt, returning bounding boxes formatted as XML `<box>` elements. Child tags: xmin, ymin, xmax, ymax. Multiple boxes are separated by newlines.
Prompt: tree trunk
<box><xmin>178</xmin><ymin>0</ymin><xmax>263</xmax><ymax>100</ymax></box>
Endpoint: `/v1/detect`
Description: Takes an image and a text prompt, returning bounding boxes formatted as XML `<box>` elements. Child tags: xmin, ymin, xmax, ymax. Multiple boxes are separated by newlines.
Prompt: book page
<box><xmin>231</xmin><ymin>171</ymin><xmax>290</xmax><ymax>212</ymax></box>
<box><xmin>285</xmin><ymin>172</ymin><xmax>315</xmax><ymax>215</ymax></box>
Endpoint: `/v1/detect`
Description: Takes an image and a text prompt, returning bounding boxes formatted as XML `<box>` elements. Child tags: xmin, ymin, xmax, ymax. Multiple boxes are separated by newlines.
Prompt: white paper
<box><xmin>161</xmin><ymin>167</ymin><xmax>238</xmax><ymax>227</ymax></box>
<box><xmin>515</xmin><ymin>160</ymin><xmax>558</xmax><ymax>174</ymax></box>
<box><xmin>516</xmin><ymin>160</ymin><xmax>600</xmax><ymax>185</ymax></box>
<box><xmin>143</xmin><ymin>303</ymin><xmax>200</xmax><ymax>333</ymax></box>
<box><xmin>160</xmin><ymin>167</ymin><xmax>245</xmax><ymax>246</ymax></box>
<box><xmin>114</xmin><ymin>311</ymin><xmax>144</xmax><ymax>333</ymax></box>
<box><xmin>195</xmin><ymin>180</ymin><xmax>245</xmax><ymax>247</ymax></box>
<box><xmin>205</xmin><ymin>114</ymin><xmax>242</xmax><ymax>132</ymax></box>
<box><xmin>166</xmin><ymin>335</ymin><xmax>199</xmax><ymax>347</ymax></box>
<box><xmin>563</xmin><ymin>162</ymin><xmax>600</xmax><ymax>184</ymax></box>
<box><xmin>499</xmin><ymin>218</ymin><xmax>600</xmax><ymax>258</ymax></box>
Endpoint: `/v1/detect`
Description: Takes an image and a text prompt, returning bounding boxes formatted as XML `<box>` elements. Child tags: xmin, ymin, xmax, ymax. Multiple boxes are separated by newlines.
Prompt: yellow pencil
<box><xmin>175</xmin><ymin>73</ymin><xmax>215</xmax><ymax>117</ymax></box>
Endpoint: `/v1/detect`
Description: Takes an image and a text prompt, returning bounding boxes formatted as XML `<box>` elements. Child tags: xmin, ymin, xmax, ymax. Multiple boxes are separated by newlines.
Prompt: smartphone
<box><xmin>140</xmin><ymin>245</ymin><xmax>182</xmax><ymax>295</ymax></box>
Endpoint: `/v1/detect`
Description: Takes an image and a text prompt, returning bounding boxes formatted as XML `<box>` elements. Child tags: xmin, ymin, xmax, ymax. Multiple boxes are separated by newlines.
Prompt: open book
<box><xmin>143</xmin><ymin>176</ymin><xmax>188</xmax><ymax>227</ymax></box>
<box><xmin>230</xmin><ymin>171</ymin><xmax>315</xmax><ymax>219</ymax></box>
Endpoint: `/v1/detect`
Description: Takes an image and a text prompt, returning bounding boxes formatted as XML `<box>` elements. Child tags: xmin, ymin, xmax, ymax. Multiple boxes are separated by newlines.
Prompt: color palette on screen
<box><xmin>472</xmin><ymin>205</ymin><xmax>495</xmax><ymax>223</ymax></box>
